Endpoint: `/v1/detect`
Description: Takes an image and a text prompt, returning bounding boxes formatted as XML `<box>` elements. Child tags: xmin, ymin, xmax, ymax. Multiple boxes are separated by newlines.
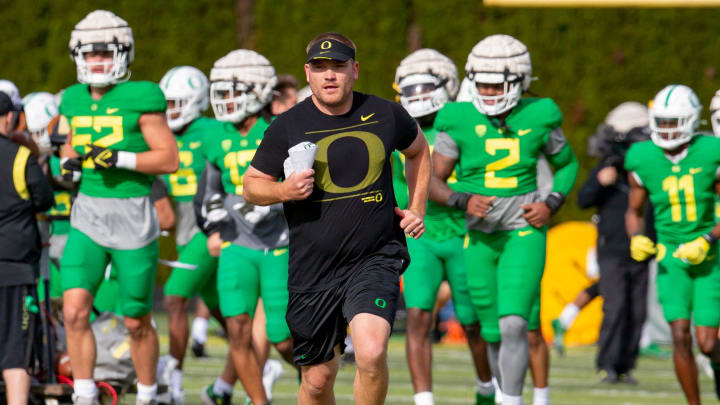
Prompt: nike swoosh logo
<box><xmin>106</xmin><ymin>107</ymin><xmax>119</xmax><ymax>114</ymax></box>
<box><xmin>518</xmin><ymin>129</ymin><xmax>532</xmax><ymax>136</ymax></box>
<box><xmin>273</xmin><ymin>248</ymin><xmax>288</xmax><ymax>256</ymax></box>
<box><xmin>689</xmin><ymin>168</ymin><xmax>702</xmax><ymax>174</ymax></box>
<box><xmin>518</xmin><ymin>230</ymin><xmax>533</xmax><ymax>237</ymax></box>
<box><xmin>361</xmin><ymin>113</ymin><xmax>375</xmax><ymax>122</ymax></box>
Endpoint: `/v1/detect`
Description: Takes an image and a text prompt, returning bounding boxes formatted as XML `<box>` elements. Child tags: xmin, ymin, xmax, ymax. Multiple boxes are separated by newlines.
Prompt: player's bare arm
<box><xmin>429</xmin><ymin>151</ymin><xmax>495</xmax><ymax>218</ymax></box>
<box><xmin>243</xmin><ymin>165</ymin><xmax>315</xmax><ymax>206</ymax></box>
<box><xmin>625</xmin><ymin>173</ymin><xmax>647</xmax><ymax>237</ymax></box>
<box><xmin>153</xmin><ymin>196</ymin><xmax>175</xmax><ymax>231</ymax></box>
<box><xmin>397</xmin><ymin>127</ymin><xmax>430</xmax><ymax>238</ymax></box>
<box><xmin>136</xmin><ymin>112</ymin><xmax>179</xmax><ymax>174</ymax></box>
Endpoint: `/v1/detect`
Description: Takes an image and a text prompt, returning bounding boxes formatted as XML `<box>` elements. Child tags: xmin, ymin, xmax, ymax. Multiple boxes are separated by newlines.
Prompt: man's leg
<box><xmin>403</xmin><ymin>237</ymin><xmax>443</xmax><ymax>403</ymax></box>
<box><xmin>617</xmin><ymin>258</ymin><xmax>649</xmax><ymax>379</ymax></box>
<box><xmin>299</xmin><ymin>352</ymin><xmax>340</xmax><ymax>405</ymax></box>
<box><xmin>61</xmin><ymin>228</ymin><xmax>109</xmax><ymax>401</ymax></box>
<box><xmin>124</xmin><ymin>314</ymin><xmax>159</xmax><ymax>386</ymax></box>
<box><xmin>691</xmin><ymin>256</ymin><xmax>720</xmax><ymax>400</ymax></box>
<box><xmin>226</xmin><ymin>314</ymin><xmax>267</xmax><ymax>404</ymax></box>
<box><xmin>552</xmin><ymin>282</ymin><xmax>599</xmax><ymax>355</ymax></box>
<box><xmin>670</xmin><ymin>320</ymin><xmax>700</xmax><ymax>405</ymax></box>
<box><xmin>349</xmin><ymin>313</ymin><xmax>392</xmax><ymax>405</ymax></box>
<box><xmin>2</xmin><ymin>369</ymin><xmax>30</xmax><ymax>405</ymax></box>
<box><xmin>595</xmin><ymin>255</ymin><xmax>626</xmax><ymax>381</ymax></box>
<box><xmin>164</xmin><ymin>295</ymin><xmax>191</xmax><ymax>366</ymax></box>
<box><xmin>252</xmin><ymin>299</ymin><xmax>272</xmax><ymax>364</ymax></box>
<box><xmin>528</xmin><ymin>329</ymin><xmax>550</xmax><ymax>405</ymax></box>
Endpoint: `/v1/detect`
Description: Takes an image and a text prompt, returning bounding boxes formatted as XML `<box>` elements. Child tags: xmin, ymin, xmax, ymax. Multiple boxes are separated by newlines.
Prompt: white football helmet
<box><xmin>0</xmin><ymin>79</ymin><xmax>23</xmax><ymax>110</ymax></box>
<box><xmin>69</xmin><ymin>10</ymin><xmax>134</xmax><ymax>87</ymax></box>
<box><xmin>456</xmin><ymin>77</ymin><xmax>474</xmax><ymax>102</ymax></box>
<box><xmin>709</xmin><ymin>89</ymin><xmax>720</xmax><ymax>137</ymax></box>
<box><xmin>159</xmin><ymin>66</ymin><xmax>210</xmax><ymax>131</ymax></box>
<box><xmin>209</xmin><ymin>50</ymin><xmax>277</xmax><ymax>123</ymax></box>
<box><xmin>22</xmin><ymin>92</ymin><xmax>59</xmax><ymax>155</ymax></box>
<box><xmin>648</xmin><ymin>84</ymin><xmax>701</xmax><ymax>150</ymax></box>
<box><xmin>394</xmin><ymin>49</ymin><xmax>459</xmax><ymax>118</ymax></box>
<box><xmin>465</xmin><ymin>34</ymin><xmax>532</xmax><ymax>116</ymax></box>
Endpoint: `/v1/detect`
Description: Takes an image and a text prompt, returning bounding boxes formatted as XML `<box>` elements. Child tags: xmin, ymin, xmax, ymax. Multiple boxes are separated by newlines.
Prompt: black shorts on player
<box><xmin>286</xmin><ymin>255</ymin><xmax>403</xmax><ymax>366</ymax></box>
<box><xmin>0</xmin><ymin>285</ymin><xmax>38</xmax><ymax>371</ymax></box>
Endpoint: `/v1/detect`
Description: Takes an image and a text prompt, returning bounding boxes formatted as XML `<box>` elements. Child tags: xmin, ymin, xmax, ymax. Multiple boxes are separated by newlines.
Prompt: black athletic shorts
<box><xmin>0</xmin><ymin>284</ymin><xmax>35</xmax><ymax>370</ymax></box>
<box><xmin>286</xmin><ymin>255</ymin><xmax>403</xmax><ymax>366</ymax></box>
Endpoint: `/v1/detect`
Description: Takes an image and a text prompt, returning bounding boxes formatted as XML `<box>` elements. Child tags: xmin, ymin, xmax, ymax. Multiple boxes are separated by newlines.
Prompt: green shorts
<box><xmin>164</xmin><ymin>232</ymin><xmax>220</xmax><ymax>310</ymax></box>
<box><xmin>60</xmin><ymin>228</ymin><xmax>158</xmax><ymax>318</ymax></box>
<box><xmin>93</xmin><ymin>266</ymin><xmax>122</xmax><ymax>316</ymax></box>
<box><xmin>217</xmin><ymin>243</ymin><xmax>290</xmax><ymax>343</ymax></box>
<box><xmin>464</xmin><ymin>226</ymin><xmax>546</xmax><ymax>343</ymax></box>
<box><xmin>528</xmin><ymin>294</ymin><xmax>540</xmax><ymax>332</ymax></box>
<box><xmin>655</xmin><ymin>240</ymin><xmax>720</xmax><ymax>326</ymax></box>
<box><xmin>403</xmin><ymin>235</ymin><xmax>478</xmax><ymax>325</ymax></box>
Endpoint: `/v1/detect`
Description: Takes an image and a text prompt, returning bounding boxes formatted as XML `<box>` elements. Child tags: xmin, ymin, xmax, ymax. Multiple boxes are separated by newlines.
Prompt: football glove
<box><xmin>86</xmin><ymin>144</ymin><xmax>118</xmax><ymax>169</ymax></box>
<box><xmin>673</xmin><ymin>236</ymin><xmax>711</xmax><ymax>265</ymax></box>
<box><xmin>630</xmin><ymin>234</ymin><xmax>656</xmax><ymax>262</ymax></box>
<box><xmin>234</xmin><ymin>202</ymin><xmax>271</xmax><ymax>224</ymax></box>
<box><xmin>203</xmin><ymin>193</ymin><xmax>228</xmax><ymax>224</ymax></box>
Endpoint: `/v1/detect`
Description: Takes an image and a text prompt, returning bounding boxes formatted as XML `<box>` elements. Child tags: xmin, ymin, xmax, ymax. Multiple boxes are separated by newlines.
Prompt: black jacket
<box><xmin>578</xmin><ymin>163</ymin><xmax>654</xmax><ymax>256</ymax></box>
<box><xmin>0</xmin><ymin>135</ymin><xmax>54</xmax><ymax>286</ymax></box>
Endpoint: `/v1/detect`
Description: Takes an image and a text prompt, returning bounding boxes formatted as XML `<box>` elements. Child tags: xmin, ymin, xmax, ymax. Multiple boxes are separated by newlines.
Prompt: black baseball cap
<box><xmin>0</xmin><ymin>92</ymin><xmax>13</xmax><ymax>116</ymax></box>
<box><xmin>306</xmin><ymin>39</ymin><xmax>355</xmax><ymax>63</ymax></box>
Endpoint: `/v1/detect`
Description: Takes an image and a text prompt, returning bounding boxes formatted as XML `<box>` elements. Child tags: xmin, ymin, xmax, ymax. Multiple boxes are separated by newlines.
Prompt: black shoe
<box><xmin>599</xmin><ymin>369</ymin><xmax>619</xmax><ymax>384</ymax></box>
<box><xmin>618</xmin><ymin>372</ymin><xmax>638</xmax><ymax>385</ymax></box>
<box><xmin>191</xmin><ymin>339</ymin><xmax>208</xmax><ymax>358</ymax></box>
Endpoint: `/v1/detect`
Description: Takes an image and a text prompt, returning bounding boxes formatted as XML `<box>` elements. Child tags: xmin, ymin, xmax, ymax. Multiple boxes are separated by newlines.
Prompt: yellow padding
<box><xmin>13</xmin><ymin>146</ymin><xmax>31</xmax><ymax>200</ymax></box>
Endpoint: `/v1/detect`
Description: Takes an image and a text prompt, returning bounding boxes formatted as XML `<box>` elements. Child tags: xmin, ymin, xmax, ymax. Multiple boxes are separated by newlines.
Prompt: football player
<box><xmin>626</xmin><ymin>84</ymin><xmax>720</xmax><ymax>404</ymax></box>
<box><xmin>393</xmin><ymin>49</ymin><xmax>495</xmax><ymax>405</ymax></box>
<box><xmin>430</xmin><ymin>35</ymin><xmax>578</xmax><ymax>405</ymax></box>
<box><xmin>157</xmin><ymin>65</ymin><xmax>237</xmax><ymax>405</ymax></box>
<box><xmin>196</xmin><ymin>49</ymin><xmax>295</xmax><ymax>405</ymax></box>
<box><xmin>58</xmin><ymin>10</ymin><xmax>179</xmax><ymax>405</ymax></box>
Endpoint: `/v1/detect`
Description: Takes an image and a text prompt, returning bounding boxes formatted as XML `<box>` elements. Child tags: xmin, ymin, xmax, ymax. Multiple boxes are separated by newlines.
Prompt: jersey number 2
<box><xmin>662</xmin><ymin>174</ymin><xmax>697</xmax><ymax>222</ymax></box>
<box><xmin>485</xmin><ymin>138</ymin><xmax>519</xmax><ymax>189</ymax></box>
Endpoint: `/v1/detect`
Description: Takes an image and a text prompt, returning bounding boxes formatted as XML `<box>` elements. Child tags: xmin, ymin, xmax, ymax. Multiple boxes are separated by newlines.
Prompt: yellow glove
<box><xmin>673</xmin><ymin>236</ymin><xmax>711</xmax><ymax>265</ymax></box>
<box><xmin>630</xmin><ymin>235</ymin><xmax>656</xmax><ymax>261</ymax></box>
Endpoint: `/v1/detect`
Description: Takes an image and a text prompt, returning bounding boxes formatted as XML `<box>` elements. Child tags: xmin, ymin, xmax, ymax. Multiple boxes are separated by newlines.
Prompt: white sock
<box><xmin>558</xmin><ymin>303</ymin><xmax>580</xmax><ymax>329</ymax></box>
<box><xmin>170</xmin><ymin>369</ymin><xmax>183</xmax><ymax>392</ymax></box>
<box><xmin>213</xmin><ymin>377</ymin><xmax>233</xmax><ymax>396</ymax></box>
<box><xmin>136</xmin><ymin>383</ymin><xmax>158</xmax><ymax>401</ymax></box>
<box><xmin>476</xmin><ymin>378</ymin><xmax>495</xmax><ymax>396</ymax></box>
<box><xmin>73</xmin><ymin>379</ymin><xmax>97</xmax><ymax>399</ymax></box>
<box><xmin>191</xmin><ymin>317</ymin><xmax>209</xmax><ymax>344</ymax></box>
<box><xmin>413</xmin><ymin>391</ymin><xmax>434</xmax><ymax>405</ymax></box>
<box><xmin>492</xmin><ymin>377</ymin><xmax>503</xmax><ymax>404</ymax></box>
<box><xmin>502</xmin><ymin>393</ymin><xmax>524</xmax><ymax>405</ymax></box>
<box><xmin>533</xmin><ymin>387</ymin><xmax>550</xmax><ymax>405</ymax></box>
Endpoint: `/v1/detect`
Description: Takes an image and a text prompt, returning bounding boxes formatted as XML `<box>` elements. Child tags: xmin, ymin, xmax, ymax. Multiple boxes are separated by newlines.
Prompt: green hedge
<box><xmin>3</xmin><ymin>1</ymin><xmax>720</xmax><ymax>222</ymax></box>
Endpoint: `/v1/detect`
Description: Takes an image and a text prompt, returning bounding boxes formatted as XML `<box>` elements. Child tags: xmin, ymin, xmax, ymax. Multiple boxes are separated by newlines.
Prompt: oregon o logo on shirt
<box><xmin>314</xmin><ymin>131</ymin><xmax>386</xmax><ymax>194</ymax></box>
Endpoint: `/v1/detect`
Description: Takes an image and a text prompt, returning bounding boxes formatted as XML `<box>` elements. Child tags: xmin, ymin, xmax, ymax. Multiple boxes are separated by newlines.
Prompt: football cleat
<box><xmin>69</xmin><ymin>10</ymin><xmax>134</xmax><ymax>87</ymax></box>
<box><xmin>201</xmin><ymin>384</ymin><xmax>232</xmax><ymax>405</ymax></box>
<box><xmin>191</xmin><ymin>338</ymin><xmax>209</xmax><ymax>358</ymax></box>
<box><xmin>465</xmin><ymin>34</ymin><xmax>532</xmax><ymax>116</ymax></box>
<box><xmin>551</xmin><ymin>318</ymin><xmax>566</xmax><ymax>356</ymax></box>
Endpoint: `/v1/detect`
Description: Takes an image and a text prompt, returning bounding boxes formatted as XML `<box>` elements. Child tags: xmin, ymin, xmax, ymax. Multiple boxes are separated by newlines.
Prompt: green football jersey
<box><xmin>60</xmin><ymin>81</ymin><xmax>166</xmax><ymax>198</ymax></box>
<box><xmin>391</xmin><ymin>125</ymin><xmax>466</xmax><ymax>241</ymax></box>
<box><xmin>625</xmin><ymin>136</ymin><xmax>720</xmax><ymax>244</ymax></box>
<box><xmin>162</xmin><ymin>117</ymin><xmax>224</xmax><ymax>202</ymax></box>
<box><xmin>204</xmin><ymin>117</ymin><xmax>271</xmax><ymax>195</ymax></box>
<box><xmin>47</xmin><ymin>154</ymin><xmax>71</xmax><ymax>235</ymax></box>
<box><xmin>435</xmin><ymin>98</ymin><xmax>563</xmax><ymax>197</ymax></box>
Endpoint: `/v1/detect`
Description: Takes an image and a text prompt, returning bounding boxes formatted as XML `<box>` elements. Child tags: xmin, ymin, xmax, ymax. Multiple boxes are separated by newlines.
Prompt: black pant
<box><xmin>596</xmin><ymin>254</ymin><xmax>648</xmax><ymax>374</ymax></box>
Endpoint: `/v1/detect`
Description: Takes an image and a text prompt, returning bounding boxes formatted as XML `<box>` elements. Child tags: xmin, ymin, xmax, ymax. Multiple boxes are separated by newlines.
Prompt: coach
<box><xmin>243</xmin><ymin>32</ymin><xmax>431</xmax><ymax>405</ymax></box>
<box><xmin>0</xmin><ymin>91</ymin><xmax>54</xmax><ymax>405</ymax></box>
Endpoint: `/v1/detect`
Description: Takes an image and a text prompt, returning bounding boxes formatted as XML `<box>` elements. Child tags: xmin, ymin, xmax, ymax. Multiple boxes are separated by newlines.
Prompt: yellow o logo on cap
<box><xmin>321</xmin><ymin>41</ymin><xmax>332</xmax><ymax>50</ymax></box>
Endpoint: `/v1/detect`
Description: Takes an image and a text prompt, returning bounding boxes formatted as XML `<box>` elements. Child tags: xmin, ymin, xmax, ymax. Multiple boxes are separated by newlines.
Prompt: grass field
<box><xmin>116</xmin><ymin>314</ymin><xmax>717</xmax><ymax>405</ymax></box>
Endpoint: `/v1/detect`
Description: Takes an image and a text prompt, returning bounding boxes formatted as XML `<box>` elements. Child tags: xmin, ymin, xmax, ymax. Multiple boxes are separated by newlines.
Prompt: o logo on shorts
<box><xmin>321</xmin><ymin>41</ymin><xmax>332</xmax><ymax>50</ymax></box>
<box><xmin>375</xmin><ymin>298</ymin><xmax>387</xmax><ymax>309</ymax></box>
<box><xmin>314</xmin><ymin>131</ymin><xmax>386</xmax><ymax>194</ymax></box>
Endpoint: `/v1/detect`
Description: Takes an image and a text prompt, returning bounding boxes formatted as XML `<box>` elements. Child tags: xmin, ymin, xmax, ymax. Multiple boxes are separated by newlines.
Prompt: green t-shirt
<box><xmin>204</xmin><ymin>116</ymin><xmax>271</xmax><ymax>195</ymax></box>
<box><xmin>391</xmin><ymin>125</ymin><xmax>466</xmax><ymax>241</ymax></box>
<box><xmin>625</xmin><ymin>135</ymin><xmax>720</xmax><ymax>244</ymax></box>
<box><xmin>47</xmin><ymin>154</ymin><xmax>71</xmax><ymax>235</ymax></box>
<box><xmin>162</xmin><ymin>117</ymin><xmax>225</xmax><ymax>202</ymax></box>
<box><xmin>435</xmin><ymin>98</ymin><xmax>563</xmax><ymax>197</ymax></box>
<box><xmin>59</xmin><ymin>81</ymin><xmax>166</xmax><ymax>198</ymax></box>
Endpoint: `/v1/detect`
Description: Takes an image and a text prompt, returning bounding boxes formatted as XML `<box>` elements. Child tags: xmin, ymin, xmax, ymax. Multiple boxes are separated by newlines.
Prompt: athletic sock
<box><xmin>413</xmin><ymin>391</ymin><xmax>434</xmax><ymax>405</ymax></box>
<box><xmin>170</xmin><ymin>369</ymin><xmax>183</xmax><ymax>393</ymax></box>
<box><xmin>502</xmin><ymin>393</ymin><xmax>523</xmax><ymax>405</ymax></box>
<box><xmin>191</xmin><ymin>317</ymin><xmax>209</xmax><ymax>344</ymax></box>
<box><xmin>532</xmin><ymin>387</ymin><xmax>549</xmax><ymax>405</ymax></box>
<box><xmin>213</xmin><ymin>377</ymin><xmax>233</xmax><ymax>396</ymax></box>
<box><xmin>136</xmin><ymin>383</ymin><xmax>157</xmax><ymax>401</ymax></box>
<box><xmin>73</xmin><ymin>379</ymin><xmax>97</xmax><ymax>399</ymax></box>
<box><xmin>476</xmin><ymin>378</ymin><xmax>495</xmax><ymax>396</ymax></box>
<box><xmin>557</xmin><ymin>304</ymin><xmax>579</xmax><ymax>329</ymax></box>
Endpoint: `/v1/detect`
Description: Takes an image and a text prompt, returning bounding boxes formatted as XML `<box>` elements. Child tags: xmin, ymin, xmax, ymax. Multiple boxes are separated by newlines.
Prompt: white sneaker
<box><xmin>696</xmin><ymin>353</ymin><xmax>714</xmax><ymax>379</ymax></box>
<box><xmin>262</xmin><ymin>359</ymin><xmax>284</xmax><ymax>401</ymax></box>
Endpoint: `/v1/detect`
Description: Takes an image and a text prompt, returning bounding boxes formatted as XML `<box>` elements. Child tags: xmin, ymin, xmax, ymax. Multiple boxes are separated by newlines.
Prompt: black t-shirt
<box><xmin>251</xmin><ymin>92</ymin><xmax>418</xmax><ymax>291</ymax></box>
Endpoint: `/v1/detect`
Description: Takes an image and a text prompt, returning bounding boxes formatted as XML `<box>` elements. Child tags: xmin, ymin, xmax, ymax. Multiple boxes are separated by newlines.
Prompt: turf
<box><xmin>118</xmin><ymin>316</ymin><xmax>717</xmax><ymax>404</ymax></box>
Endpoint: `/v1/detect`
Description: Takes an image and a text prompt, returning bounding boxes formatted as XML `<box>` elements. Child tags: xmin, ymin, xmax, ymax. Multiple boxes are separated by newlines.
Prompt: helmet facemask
<box><xmin>72</xmin><ymin>41</ymin><xmax>131</xmax><ymax>87</ymax></box>
<box><xmin>649</xmin><ymin>113</ymin><xmax>698</xmax><ymax>150</ymax></box>
<box><xmin>398</xmin><ymin>73</ymin><xmax>449</xmax><ymax>118</ymax></box>
<box><xmin>210</xmin><ymin>80</ymin><xmax>263</xmax><ymax>123</ymax></box>
<box><xmin>711</xmin><ymin>110</ymin><xmax>720</xmax><ymax>138</ymax></box>
<box><xmin>467</xmin><ymin>70</ymin><xmax>524</xmax><ymax>116</ymax></box>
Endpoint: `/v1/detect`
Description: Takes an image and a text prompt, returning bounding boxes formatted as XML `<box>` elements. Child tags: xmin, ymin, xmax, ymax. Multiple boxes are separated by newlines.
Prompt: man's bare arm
<box><xmin>137</xmin><ymin>112</ymin><xmax>179</xmax><ymax>174</ymax></box>
<box><xmin>401</xmin><ymin>127</ymin><xmax>431</xmax><ymax>216</ymax></box>
<box><xmin>243</xmin><ymin>166</ymin><xmax>314</xmax><ymax>206</ymax></box>
<box><xmin>625</xmin><ymin>173</ymin><xmax>647</xmax><ymax>236</ymax></box>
